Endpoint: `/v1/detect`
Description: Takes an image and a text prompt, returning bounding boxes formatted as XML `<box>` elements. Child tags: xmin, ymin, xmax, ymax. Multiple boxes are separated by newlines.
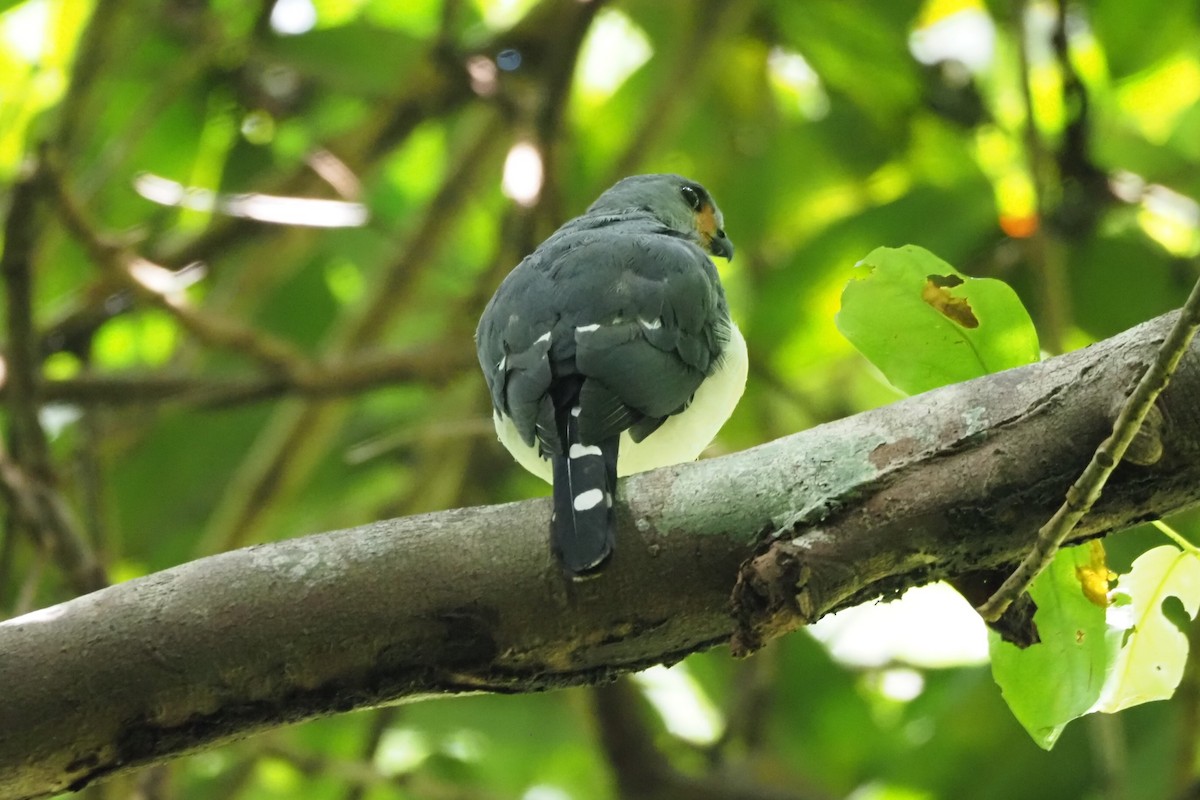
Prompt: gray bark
<box><xmin>2</xmin><ymin>311</ymin><xmax>1200</xmax><ymax>799</ymax></box>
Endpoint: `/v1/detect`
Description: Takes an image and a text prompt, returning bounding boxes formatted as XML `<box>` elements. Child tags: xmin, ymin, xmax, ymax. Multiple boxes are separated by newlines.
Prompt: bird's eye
<box><xmin>680</xmin><ymin>185</ymin><xmax>702</xmax><ymax>211</ymax></box>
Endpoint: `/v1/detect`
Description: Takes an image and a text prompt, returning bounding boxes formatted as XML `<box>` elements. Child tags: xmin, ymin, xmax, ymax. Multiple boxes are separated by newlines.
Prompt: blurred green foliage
<box><xmin>2</xmin><ymin>0</ymin><xmax>1200</xmax><ymax>798</ymax></box>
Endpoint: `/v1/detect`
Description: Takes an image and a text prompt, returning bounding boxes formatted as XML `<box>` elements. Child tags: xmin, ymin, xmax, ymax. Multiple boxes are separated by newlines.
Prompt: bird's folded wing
<box><xmin>478</xmin><ymin>230</ymin><xmax>727</xmax><ymax>452</ymax></box>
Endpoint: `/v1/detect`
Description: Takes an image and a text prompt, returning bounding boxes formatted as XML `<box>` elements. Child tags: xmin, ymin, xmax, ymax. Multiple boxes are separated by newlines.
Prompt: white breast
<box><xmin>493</xmin><ymin>323</ymin><xmax>749</xmax><ymax>482</ymax></box>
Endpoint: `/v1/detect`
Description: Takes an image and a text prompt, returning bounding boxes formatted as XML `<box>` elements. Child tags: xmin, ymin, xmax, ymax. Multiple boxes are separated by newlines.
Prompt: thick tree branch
<box><xmin>2</xmin><ymin>311</ymin><xmax>1200</xmax><ymax>799</ymax></box>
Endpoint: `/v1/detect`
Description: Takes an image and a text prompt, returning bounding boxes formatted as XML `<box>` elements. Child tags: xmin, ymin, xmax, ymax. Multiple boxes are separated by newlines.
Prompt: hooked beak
<box><xmin>708</xmin><ymin>230</ymin><xmax>734</xmax><ymax>261</ymax></box>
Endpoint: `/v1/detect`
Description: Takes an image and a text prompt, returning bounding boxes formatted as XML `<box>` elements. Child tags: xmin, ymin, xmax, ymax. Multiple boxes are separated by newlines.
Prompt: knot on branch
<box><xmin>729</xmin><ymin>540</ymin><xmax>813</xmax><ymax>658</ymax></box>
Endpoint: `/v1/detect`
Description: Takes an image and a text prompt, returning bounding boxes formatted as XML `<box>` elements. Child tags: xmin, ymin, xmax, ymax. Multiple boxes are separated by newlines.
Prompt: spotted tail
<box><xmin>551</xmin><ymin>406</ymin><xmax>617</xmax><ymax>577</ymax></box>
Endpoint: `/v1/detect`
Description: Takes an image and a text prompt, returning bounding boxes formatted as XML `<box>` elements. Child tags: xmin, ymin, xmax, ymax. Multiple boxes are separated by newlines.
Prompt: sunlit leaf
<box><xmin>989</xmin><ymin>546</ymin><xmax>1114</xmax><ymax>749</ymax></box>
<box><xmin>1091</xmin><ymin>545</ymin><xmax>1200</xmax><ymax>714</ymax></box>
<box><xmin>836</xmin><ymin>245</ymin><xmax>1040</xmax><ymax>394</ymax></box>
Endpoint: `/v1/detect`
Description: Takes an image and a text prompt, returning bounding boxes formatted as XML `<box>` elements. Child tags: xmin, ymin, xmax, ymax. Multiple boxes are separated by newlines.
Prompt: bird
<box><xmin>475</xmin><ymin>174</ymin><xmax>747</xmax><ymax>577</ymax></box>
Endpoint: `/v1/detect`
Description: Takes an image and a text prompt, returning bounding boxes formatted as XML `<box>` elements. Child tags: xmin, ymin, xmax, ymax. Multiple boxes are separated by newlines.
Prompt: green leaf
<box><xmin>836</xmin><ymin>245</ymin><xmax>1040</xmax><ymax>394</ymax></box>
<box><xmin>989</xmin><ymin>546</ymin><xmax>1114</xmax><ymax>749</ymax></box>
<box><xmin>1091</xmin><ymin>545</ymin><xmax>1200</xmax><ymax>714</ymax></box>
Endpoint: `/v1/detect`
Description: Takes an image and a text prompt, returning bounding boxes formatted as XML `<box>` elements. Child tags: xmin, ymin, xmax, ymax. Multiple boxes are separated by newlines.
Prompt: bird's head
<box><xmin>587</xmin><ymin>174</ymin><xmax>733</xmax><ymax>261</ymax></box>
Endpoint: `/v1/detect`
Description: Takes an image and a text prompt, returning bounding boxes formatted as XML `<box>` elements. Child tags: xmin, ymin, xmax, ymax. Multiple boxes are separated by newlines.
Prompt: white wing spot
<box><xmin>569</xmin><ymin>444</ymin><xmax>602</xmax><ymax>458</ymax></box>
<box><xmin>639</xmin><ymin>317</ymin><xmax>662</xmax><ymax>330</ymax></box>
<box><xmin>576</xmin><ymin>323</ymin><xmax>600</xmax><ymax>333</ymax></box>
<box><xmin>534</xmin><ymin>331</ymin><xmax>552</xmax><ymax>344</ymax></box>
<box><xmin>570</xmin><ymin>406</ymin><xmax>581</xmax><ymax>417</ymax></box>
<box><xmin>574</xmin><ymin>489</ymin><xmax>604</xmax><ymax>511</ymax></box>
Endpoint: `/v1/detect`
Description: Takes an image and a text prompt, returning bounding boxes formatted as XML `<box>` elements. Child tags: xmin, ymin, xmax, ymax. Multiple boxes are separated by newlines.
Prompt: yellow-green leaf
<box><xmin>1091</xmin><ymin>545</ymin><xmax>1200</xmax><ymax>714</ymax></box>
<box><xmin>836</xmin><ymin>245</ymin><xmax>1040</xmax><ymax>395</ymax></box>
<box><xmin>989</xmin><ymin>546</ymin><xmax>1115</xmax><ymax>749</ymax></box>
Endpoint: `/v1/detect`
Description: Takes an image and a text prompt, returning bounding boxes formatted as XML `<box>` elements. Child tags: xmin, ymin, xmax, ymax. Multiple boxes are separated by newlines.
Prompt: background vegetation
<box><xmin>2</xmin><ymin>0</ymin><xmax>1199</xmax><ymax>798</ymax></box>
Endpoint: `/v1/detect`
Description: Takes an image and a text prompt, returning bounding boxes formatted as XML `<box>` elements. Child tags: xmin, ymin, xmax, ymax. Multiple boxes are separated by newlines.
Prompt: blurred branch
<box><xmin>194</xmin><ymin>0</ymin><xmax>604</xmax><ymax>550</ymax></box>
<box><xmin>0</xmin><ymin>516</ymin><xmax>15</xmax><ymax>604</ymax></box>
<box><xmin>151</xmin><ymin>0</ymin><xmax>591</xmax><ymax>273</ymax></box>
<box><xmin>977</xmin><ymin>271</ymin><xmax>1200</xmax><ymax>621</ymax></box>
<box><xmin>11</xmin><ymin>547</ymin><xmax>44</xmax><ymax>617</ymax></box>
<box><xmin>71</xmin><ymin>382</ymin><xmax>110</xmax><ymax>559</ymax></box>
<box><xmin>0</xmin><ymin>163</ymin><xmax>108</xmax><ymax>595</ymax></box>
<box><xmin>340</xmin><ymin>708</ymin><xmax>398</xmax><ymax>800</ymax></box>
<box><xmin>39</xmin><ymin>0</ymin><xmax>569</xmax><ymax>359</ymax></box>
<box><xmin>79</xmin><ymin>30</ymin><xmax>224</xmax><ymax>200</ymax></box>
<box><xmin>524</xmin><ymin>0</ymin><xmax>608</xmax><ymax>233</ymax></box>
<box><xmin>1050</xmin><ymin>0</ymin><xmax>1110</xmax><ymax>235</ymax></box>
<box><xmin>199</xmin><ymin>112</ymin><xmax>507</xmax><ymax>554</ymax></box>
<box><xmin>2</xmin><ymin>165</ymin><xmax>52</xmax><ymax>472</ymax></box>
<box><xmin>1172</xmin><ymin>614</ymin><xmax>1200</xmax><ymax>795</ymax></box>
<box><xmin>711</xmin><ymin>652</ymin><xmax>776</xmax><ymax>761</ymax></box>
<box><xmin>44</xmin><ymin>157</ymin><xmax>314</xmax><ymax>381</ymax></box>
<box><xmin>593</xmin><ymin>680</ymin><xmax>823</xmax><ymax>800</ymax></box>
<box><xmin>53</xmin><ymin>0</ymin><xmax>130</xmax><ymax>157</ymax></box>
<box><xmin>24</xmin><ymin>344</ymin><xmax>471</xmax><ymax>409</ymax></box>
<box><xmin>264</xmin><ymin>739</ymin><xmax>499</xmax><ymax>800</ymax></box>
<box><xmin>608</xmin><ymin>0</ymin><xmax>749</xmax><ymax>183</ymax></box>
<box><xmin>0</xmin><ymin>440</ymin><xmax>106</xmax><ymax>596</ymax></box>
<box><xmin>5</xmin><ymin>310</ymin><xmax>1200</xmax><ymax>797</ymax></box>
<box><xmin>1012</xmin><ymin>0</ymin><xmax>1071</xmax><ymax>355</ymax></box>
<box><xmin>1085</xmin><ymin>715</ymin><xmax>1127</xmax><ymax>800</ymax></box>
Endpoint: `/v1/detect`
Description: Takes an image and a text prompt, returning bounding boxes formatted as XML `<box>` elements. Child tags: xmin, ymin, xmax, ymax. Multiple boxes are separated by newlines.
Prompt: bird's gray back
<box><xmin>476</xmin><ymin>209</ymin><xmax>730</xmax><ymax>452</ymax></box>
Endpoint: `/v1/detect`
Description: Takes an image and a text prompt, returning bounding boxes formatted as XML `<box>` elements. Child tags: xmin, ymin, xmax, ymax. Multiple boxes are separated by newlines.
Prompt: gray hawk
<box><xmin>476</xmin><ymin>174</ymin><xmax>747</xmax><ymax>577</ymax></box>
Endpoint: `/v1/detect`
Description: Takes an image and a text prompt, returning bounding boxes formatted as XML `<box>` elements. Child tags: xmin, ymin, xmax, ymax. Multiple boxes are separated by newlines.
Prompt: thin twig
<box><xmin>979</xmin><ymin>271</ymin><xmax>1200</xmax><ymax>621</ymax></box>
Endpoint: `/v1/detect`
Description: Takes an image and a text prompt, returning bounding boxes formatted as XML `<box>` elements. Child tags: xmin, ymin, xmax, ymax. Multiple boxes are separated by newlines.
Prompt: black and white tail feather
<box><xmin>550</xmin><ymin>404</ymin><xmax>618</xmax><ymax>576</ymax></box>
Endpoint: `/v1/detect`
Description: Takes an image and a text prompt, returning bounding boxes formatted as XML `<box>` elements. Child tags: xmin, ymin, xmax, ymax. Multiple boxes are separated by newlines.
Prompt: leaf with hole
<box><xmin>1090</xmin><ymin>545</ymin><xmax>1200</xmax><ymax>714</ymax></box>
<box><xmin>989</xmin><ymin>546</ymin><xmax>1114</xmax><ymax>749</ymax></box>
<box><xmin>836</xmin><ymin>245</ymin><xmax>1040</xmax><ymax>394</ymax></box>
